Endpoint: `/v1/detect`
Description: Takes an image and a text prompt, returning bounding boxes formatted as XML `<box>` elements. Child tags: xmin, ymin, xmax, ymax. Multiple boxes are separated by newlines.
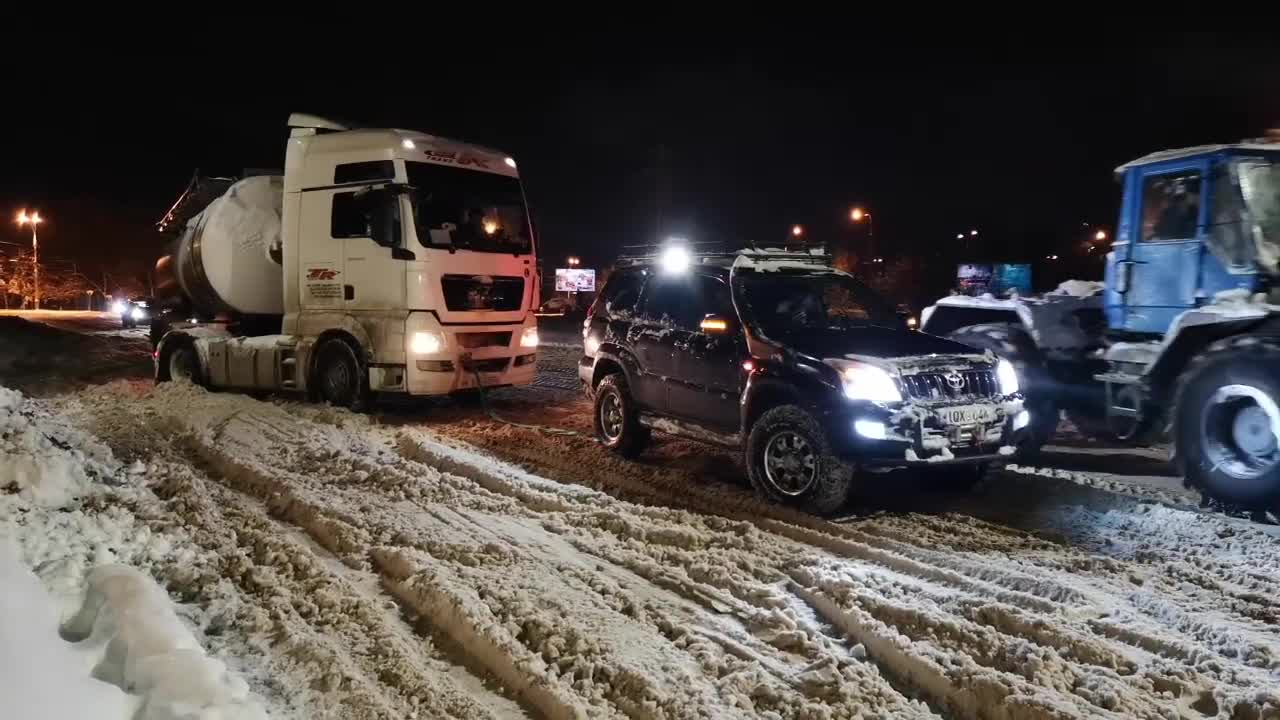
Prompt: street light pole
<box><xmin>16</xmin><ymin>211</ymin><xmax>42</xmax><ymax>310</ymax></box>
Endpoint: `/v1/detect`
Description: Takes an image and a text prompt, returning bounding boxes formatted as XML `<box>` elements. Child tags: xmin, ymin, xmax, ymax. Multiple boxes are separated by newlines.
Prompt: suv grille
<box><xmin>441</xmin><ymin>275</ymin><xmax>525</xmax><ymax>312</ymax></box>
<box><xmin>899</xmin><ymin>369</ymin><xmax>998</xmax><ymax>401</ymax></box>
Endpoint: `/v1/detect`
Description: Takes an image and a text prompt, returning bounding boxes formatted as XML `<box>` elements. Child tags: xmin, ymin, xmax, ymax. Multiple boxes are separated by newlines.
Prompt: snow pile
<box><xmin>62</xmin><ymin>565</ymin><xmax>267</xmax><ymax>720</ymax></box>
<box><xmin>1048</xmin><ymin>279</ymin><xmax>1104</xmax><ymax>297</ymax></box>
<box><xmin>0</xmin><ymin>387</ymin><xmax>111</xmax><ymax>508</ymax></box>
<box><xmin>0</xmin><ymin>545</ymin><xmax>266</xmax><ymax>720</ymax></box>
<box><xmin>0</xmin><ymin>541</ymin><xmax>136</xmax><ymax>720</ymax></box>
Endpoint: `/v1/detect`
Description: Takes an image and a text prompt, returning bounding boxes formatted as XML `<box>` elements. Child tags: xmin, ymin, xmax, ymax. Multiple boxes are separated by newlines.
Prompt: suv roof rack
<box><xmin>614</xmin><ymin>244</ymin><xmax>834</xmax><ymax>269</ymax></box>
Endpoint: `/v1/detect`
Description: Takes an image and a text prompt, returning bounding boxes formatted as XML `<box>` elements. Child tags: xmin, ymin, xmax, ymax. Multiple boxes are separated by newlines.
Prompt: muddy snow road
<box><xmin>5</xmin><ymin>373</ymin><xmax>1280</xmax><ymax>719</ymax></box>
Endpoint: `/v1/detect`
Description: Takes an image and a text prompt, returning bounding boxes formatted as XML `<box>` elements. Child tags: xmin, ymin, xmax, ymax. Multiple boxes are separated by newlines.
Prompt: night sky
<box><xmin>2</xmin><ymin>32</ymin><xmax>1277</xmax><ymax>292</ymax></box>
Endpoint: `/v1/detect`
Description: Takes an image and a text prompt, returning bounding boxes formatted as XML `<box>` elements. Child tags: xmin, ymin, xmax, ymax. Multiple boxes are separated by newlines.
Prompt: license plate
<box><xmin>939</xmin><ymin>404</ymin><xmax>997</xmax><ymax>426</ymax></box>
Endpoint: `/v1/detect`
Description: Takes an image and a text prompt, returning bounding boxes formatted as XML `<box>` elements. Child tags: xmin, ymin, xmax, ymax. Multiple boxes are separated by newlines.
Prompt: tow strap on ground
<box><xmin>466</xmin><ymin>361</ymin><xmax>596</xmax><ymax>441</ymax></box>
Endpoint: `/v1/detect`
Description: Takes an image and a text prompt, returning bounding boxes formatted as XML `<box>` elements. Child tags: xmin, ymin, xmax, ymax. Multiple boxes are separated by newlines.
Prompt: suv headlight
<box><xmin>411</xmin><ymin>331</ymin><xmax>445</xmax><ymax>355</ymax></box>
<box><xmin>520</xmin><ymin>326</ymin><xmax>539</xmax><ymax>348</ymax></box>
<box><xmin>827</xmin><ymin>360</ymin><xmax>902</xmax><ymax>402</ymax></box>
<box><xmin>996</xmin><ymin>359</ymin><xmax>1020</xmax><ymax>394</ymax></box>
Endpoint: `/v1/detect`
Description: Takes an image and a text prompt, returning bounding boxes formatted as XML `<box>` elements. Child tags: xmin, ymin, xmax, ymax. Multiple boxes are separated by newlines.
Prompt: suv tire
<box><xmin>746</xmin><ymin>405</ymin><xmax>852</xmax><ymax>515</ymax></box>
<box><xmin>947</xmin><ymin>323</ymin><xmax>1058</xmax><ymax>458</ymax></box>
<box><xmin>594</xmin><ymin>373</ymin><xmax>650</xmax><ymax>458</ymax></box>
<box><xmin>314</xmin><ymin>339</ymin><xmax>370</xmax><ymax>412</ymax></box>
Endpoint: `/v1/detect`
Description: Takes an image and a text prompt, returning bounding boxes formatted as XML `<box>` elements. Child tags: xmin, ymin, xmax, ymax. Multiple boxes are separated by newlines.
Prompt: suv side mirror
<box><xmin>700</xmin><ymin>314</ymin><xmax>736</xmax><ymax>334</ymax></box>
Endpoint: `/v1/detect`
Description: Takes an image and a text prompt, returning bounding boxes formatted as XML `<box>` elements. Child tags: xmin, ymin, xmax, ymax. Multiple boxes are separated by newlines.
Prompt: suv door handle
<box><xmin>344</xmin><ymin>285</ymin><xmax>355</xmax><ymax>300</ymax></box>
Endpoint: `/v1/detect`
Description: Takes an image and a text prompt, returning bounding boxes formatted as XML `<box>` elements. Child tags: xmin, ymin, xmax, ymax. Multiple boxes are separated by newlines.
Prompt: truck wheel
<box><xmin>746</xmin><ymin>405</ymin><xmax>852</xmax><ymax>515</ymax></box>
<box><xmin>948</xmin><ymin>323</ymin><xmax>1059</xmax><ymax>457</ymax></box>
<box><xmin>314</xmin><ymin>339</ymin><xmax>370</xmax><ymax>412</ymax></box>
<box><xmin>593</xmin><ymin>373</ymin><xmax>649</xmax><ymax>458</ymax></box>
<box><xmin>157</xmin><ymin>340</ymin><xmax>202</xmax><ymax>386</ymax></box>
<box><xmin>1176</xmin><ymin>341</ymin><xmax>1280</xmax><ymax>510</ymax></box>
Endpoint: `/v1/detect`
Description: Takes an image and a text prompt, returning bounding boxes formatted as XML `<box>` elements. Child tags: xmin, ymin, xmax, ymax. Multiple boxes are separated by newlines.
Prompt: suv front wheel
<box><xmin>594</xmin><ymin>373</ymin><xmax>650</xmax><ymax>458</ymax></box>
<box><xmin>746</xmin><ymin>405</ymin><xmax>852</xmax><ymax>515</ymax></box>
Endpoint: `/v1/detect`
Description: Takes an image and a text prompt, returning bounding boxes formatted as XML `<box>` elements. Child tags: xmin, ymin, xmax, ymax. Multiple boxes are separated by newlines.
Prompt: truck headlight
<box><xmin>520</xmin><ymin>326</ymin><xmax>539</xmax><ymax>348</ymax></box>
<box><xmin>827</xmin><ymin>360</ymin><xmax>902</xmax><ymax>402</ymax></box>
<box><xmin>411</xmin><ymin>331</ymin><xmax>445</xmax><ymax>355</ymax></box>
<box><xmin>130</xmin><ymin>307</ymin><xmax>146</xmax><ymax>321</ymax></box>
<box><xmin>996</xmin><ymin>359</ymin><xmax>1020</xmax><ymax>394</ymax></box>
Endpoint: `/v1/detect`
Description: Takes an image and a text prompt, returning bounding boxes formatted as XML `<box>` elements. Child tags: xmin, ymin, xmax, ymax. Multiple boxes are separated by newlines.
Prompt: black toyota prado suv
<box><xmin>578</xmin><ymin>247</ymin><xmax>1031</xmax><ymax>513</ymax></box>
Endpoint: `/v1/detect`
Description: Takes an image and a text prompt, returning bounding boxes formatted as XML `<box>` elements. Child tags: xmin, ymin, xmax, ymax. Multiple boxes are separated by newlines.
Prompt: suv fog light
<box><xmin>854</xmin><ymin>419</ymin><xmax>887</xmax><ymax>440</ymax></box>
<box><xmin>1013</xmin><ymin>410</ymin><xmax>1031</xmax><ymax>431</ymax></box>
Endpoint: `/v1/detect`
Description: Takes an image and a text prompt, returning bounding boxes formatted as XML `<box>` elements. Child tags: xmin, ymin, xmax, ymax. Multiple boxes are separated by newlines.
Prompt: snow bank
<box><xmin>0</xmin><ymin>545</ymin><xmax>266</xmax><ymax>720</ymax></box>
<box><xmin>0</xmin><ymin>386</ymin><xmax>107</xmax><ymax>508</ymax></box>
<box><xmin>0</xmin><ymin>541</ymin><xmax>136</xmax><ymax>720</ymax></box>
<box><xmin>64</xmin><ymin>565</ymin><xmax>267</xmax><ymax>720</ymax></box>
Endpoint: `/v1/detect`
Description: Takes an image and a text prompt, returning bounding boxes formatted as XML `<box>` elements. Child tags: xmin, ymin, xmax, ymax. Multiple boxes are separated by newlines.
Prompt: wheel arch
<box><xmin>590</xmin><ymin>348</ymin><xmax>638</xmax><ymax>390</ymax></box>
<box><xmin>1151</xmin><ymin>315</ymin><xmax>1277</xmax><ymax>395</ymax></box>
<box><xmin>741</xmin><ymin>377</ymin><xmax>803</xmax><ymax>435</ymax></box>
<box><xmin>306</xmin><ymin>329</ymin><xmax>368</xmax><ymax>396</ymax></box>
<box><xmin>155</xmin><ymin>330</ymin><xmax>199</xmax><ymax>383</ymax></box>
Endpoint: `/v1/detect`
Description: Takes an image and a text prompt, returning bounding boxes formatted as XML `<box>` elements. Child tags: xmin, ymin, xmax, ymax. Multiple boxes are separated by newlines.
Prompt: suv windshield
<box><xmin>406</xmin><ymin>161</ymin><xmax>532</xmax><ymax>254</ymax></box>
<box><xmin>735</xmin><ymin>270</ymin><xmax>898</xmax><ymax>337</ymax></box>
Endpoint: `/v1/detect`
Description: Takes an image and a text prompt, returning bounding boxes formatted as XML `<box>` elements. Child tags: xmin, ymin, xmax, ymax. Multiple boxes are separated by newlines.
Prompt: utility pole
<box><xmin>16</xmin><ymin>211</ymin><xmax>43</xmax><ymax>310</ymax></box>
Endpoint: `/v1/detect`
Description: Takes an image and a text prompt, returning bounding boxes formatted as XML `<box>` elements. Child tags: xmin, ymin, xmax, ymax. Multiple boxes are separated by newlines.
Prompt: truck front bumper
<box><xmin>826</xmin><ymin>396</ymin><xmax>1029</xmax><ymax>467</ymax></box>
<box><xmin>404</xmin><ymin>313</ymin><xmax>538</xmax><ymax>396</ymax></box>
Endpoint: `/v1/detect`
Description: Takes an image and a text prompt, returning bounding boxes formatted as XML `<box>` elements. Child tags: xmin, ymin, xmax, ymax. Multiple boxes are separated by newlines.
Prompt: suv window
<box><xmin>598</xmin><ymin>271</ymin><xmax>644</xmax><ymax>318</ymax></box>
<box><xmin>640</xmin><ymin>273</ymin><xmax>729</xmax><ymax>330</ymax></box>
<box><xmin>1141</xmin><ymin>170</ymin><xmax>1202</xmax><ymax>242</ymax></box>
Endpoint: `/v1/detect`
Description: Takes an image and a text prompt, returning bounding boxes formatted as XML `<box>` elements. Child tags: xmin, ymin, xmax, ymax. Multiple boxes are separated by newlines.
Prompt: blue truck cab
<box><xmin>1106</xmin><ymin>143</ymin><xmax>1280</xmax><ymax>335</ymax></box>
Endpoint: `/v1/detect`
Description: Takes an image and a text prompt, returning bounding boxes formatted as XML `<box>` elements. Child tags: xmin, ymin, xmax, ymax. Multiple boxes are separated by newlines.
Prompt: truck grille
<box><xmin>441</xmin><ymin>275</ymin><xmax>525</xmax><ymax>312</ymax></box>
<box><xmin>457</xmin><ymin>331</ymin><xmax>512</xmax><ymax>349</ymax></box>
<box><xmin>899</xmin><ymin>369</ymin><xmax>998</xmax><ymax>401</ymax></box>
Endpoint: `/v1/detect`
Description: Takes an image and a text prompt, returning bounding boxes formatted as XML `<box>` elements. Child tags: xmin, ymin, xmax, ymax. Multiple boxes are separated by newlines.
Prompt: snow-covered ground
<box><xmin>5</xmin><ymin>315</ymin><xmax>1280</xmax><ymax>718</ymax></box>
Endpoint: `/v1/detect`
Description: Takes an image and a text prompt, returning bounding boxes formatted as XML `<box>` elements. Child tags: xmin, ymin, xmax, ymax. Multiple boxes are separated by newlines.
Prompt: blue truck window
<box><xmin>1141</xmin><ymin>170</ymin><xmax>1202</xmax><ymax>242</ymax></box>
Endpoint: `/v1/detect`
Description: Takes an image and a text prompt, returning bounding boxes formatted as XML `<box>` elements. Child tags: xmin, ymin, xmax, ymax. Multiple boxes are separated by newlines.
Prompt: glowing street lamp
<box><xmin>16</xmin><ymin>210</ymin><xmax>42</xmax><ymax>310</ymax></box>
<box><xmin>850</xmin><ymin>207</ymin><xmax>866</xmax><ymax>222</ymax></box>
<box><xmin>567</xmin><ymin>256</ymin><xmax>581</xmax><ymax>267</ymax></box>
<box><xmin>791</xmin><ymin>224</ymin><xmax>804</xmax><ymax>238</ymax></box>
<box><xmin>1094</xmin><ymin>230</ymin><xmax>1107</xmax><ymax>242</ymax></box>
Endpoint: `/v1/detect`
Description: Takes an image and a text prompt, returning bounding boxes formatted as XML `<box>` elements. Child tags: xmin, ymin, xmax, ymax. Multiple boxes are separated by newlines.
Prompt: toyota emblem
<box><xmin>945</xmin><ymin>372</ymin><xmax>966</xmax><ymax>390</ymax></box>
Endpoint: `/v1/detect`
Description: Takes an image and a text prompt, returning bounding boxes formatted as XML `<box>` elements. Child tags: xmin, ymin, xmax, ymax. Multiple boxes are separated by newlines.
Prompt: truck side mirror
<box><xmin>365</xmin><ymin>188</ymin><xmax>414</xmax><ymax>259</ymax></box>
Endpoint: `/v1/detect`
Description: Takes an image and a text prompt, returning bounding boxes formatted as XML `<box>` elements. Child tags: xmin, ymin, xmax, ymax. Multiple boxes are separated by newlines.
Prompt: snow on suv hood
<box><xmin>778</xmin><ymin>325</ymin><xmax>983</xmax><ymax>361</ymax></box>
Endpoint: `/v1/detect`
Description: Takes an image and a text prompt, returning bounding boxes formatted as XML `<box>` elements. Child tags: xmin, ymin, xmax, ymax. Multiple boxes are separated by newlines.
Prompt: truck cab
<box><xmin>1106</xmin><ymin>144</ymin><xmax>1280</xmax><ymax>335</ymax></box>
<box><xmin>155</xmin><ymin>114</ymin><xmax>539</xmax><ymax>407</ymax></box>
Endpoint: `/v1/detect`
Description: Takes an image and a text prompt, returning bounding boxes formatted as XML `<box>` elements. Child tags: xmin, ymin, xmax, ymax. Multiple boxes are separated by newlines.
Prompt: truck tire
<box><xmin>593</xmin><ymin>373</ymin><xmax>650</xmax><ymax>458</ymax></box>
<box><xmin>1175</xmin><ymin>338</ymin><xmax>1280</xmax><ymax>511</ymax></box>
<box><xmin>314</xmin><ymin>339</ymin><xmax>370</xmax><ymax>412</ymax></box>
<box><xmin>746</xmin><ymin>405</ymin><xmax>852</xmax><ymax>515</ymax></box>
<box><xmin>156</xmin><ymin>339</ymin><xmax>203</xmax><ymax>386</ymax></box>
<box><xmin>948</xmin><ymin>323</ymin><xmax>1059</xmax><ymax>457</ymax></box>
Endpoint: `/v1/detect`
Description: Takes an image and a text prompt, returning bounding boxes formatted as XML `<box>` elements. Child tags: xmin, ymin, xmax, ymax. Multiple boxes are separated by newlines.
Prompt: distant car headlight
<box><xmin>111</xmin><ymin>300</ymin><xmax>126</xmax><ymax>315</ymax></box>
<box><xmin>411</xmin><ymin>331</ymin><xmax>445</xmax><ymax>355</ymax></box>
<box><xmin>827</xmin><ymin>360</ymin><xmax>902</xmax><ymax>402</ymax></box>
<box><xmin>520</xmin><ymin>326</ymin><xmax>539</xmax><ymax>348</ymax></box>
<box><xmin>996</xmin><ymin>359</ymin><xmax>1020</xmax><ymax>394</ymax></box>
<box><xmin>130</xmin><ymin>307</ymin><xmax>146</xmax><ymax>321</ymax></box>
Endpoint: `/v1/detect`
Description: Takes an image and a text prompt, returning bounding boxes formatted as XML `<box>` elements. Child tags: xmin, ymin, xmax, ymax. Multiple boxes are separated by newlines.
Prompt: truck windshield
<box><xmin>1237</xmin><ymin>159</ymin><xmax>1280</xmax><ymax>270</ymax></box>
<box><xmin>406</xmin><ymin>161</ymin><xmax>532</xmax><ymax>254</ymax></box>
<box><xmin>735</xmin><ymin>270</ymin><xmax>898</xmax><ymax>337</ymax></box>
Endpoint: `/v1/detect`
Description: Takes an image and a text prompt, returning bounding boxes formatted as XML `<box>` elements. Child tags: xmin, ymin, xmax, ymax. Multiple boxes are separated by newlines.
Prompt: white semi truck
<box><xmin>150</xmin><ymin>113</ymin><xmax>540</xmax><ymax>409</ymax></box>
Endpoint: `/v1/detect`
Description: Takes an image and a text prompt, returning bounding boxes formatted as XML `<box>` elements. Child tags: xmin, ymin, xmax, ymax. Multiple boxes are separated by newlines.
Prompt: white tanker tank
<box><xmin>158</xmin><ymin>175</ymin><xmax>285</xmax><ymax>316</ymax></box>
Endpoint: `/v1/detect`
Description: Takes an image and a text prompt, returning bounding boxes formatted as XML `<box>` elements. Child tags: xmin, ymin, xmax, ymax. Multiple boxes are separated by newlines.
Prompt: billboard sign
<box><xmin>956</xmin><ymin>263</ymin><xmax>1032</xmax><ymax>296</ymax></box>
<box><xmin>555</xmin><ymin>268</ymin><xmax>596</xmax><ymax>292</ymax></box>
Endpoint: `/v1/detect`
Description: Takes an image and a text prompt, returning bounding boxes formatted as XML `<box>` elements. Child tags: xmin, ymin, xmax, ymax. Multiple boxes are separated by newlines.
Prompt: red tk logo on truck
<box><xmin>307</xmin><ymin>268</ymin><xmax>339</xmax><ymax>280</ymax></box>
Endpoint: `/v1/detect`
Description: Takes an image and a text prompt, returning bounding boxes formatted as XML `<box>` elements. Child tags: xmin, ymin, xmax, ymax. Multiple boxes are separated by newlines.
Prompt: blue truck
<box><xmin>922</xmin><ymin>138</ymin><xmax>1280</xmax><ymax>513</ymax></box>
